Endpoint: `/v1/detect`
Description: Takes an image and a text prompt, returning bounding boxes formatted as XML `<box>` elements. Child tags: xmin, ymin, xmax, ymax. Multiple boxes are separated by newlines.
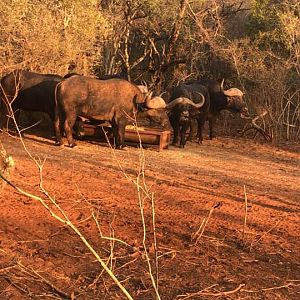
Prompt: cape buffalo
<box><xmin>166</xmin><ymin>96</ymin><xmax>205</xmax><ymax>148</ymax></box>
<box><xmin>0</xmin><ymin>69</ymin><xmax>62</xmax><ymax>137</ymax></box>
<box><xmin>170</xmin><ymin>83</ymin><xmax>210</xmax><ymax>144</ymax></box>
<box><xmin>186</xmin><ymin>79</ymin><xmax>248</xmax><ymax>139</ymax></box>
<box><xmin>55</xmin><ymin>75</ymin><xmax>169</xmax><ymax>149</ymax></box>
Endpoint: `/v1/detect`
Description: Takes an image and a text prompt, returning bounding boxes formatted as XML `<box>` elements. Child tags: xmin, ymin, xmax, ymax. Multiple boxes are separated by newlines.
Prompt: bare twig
<box><xmin>92</xmin><ymin>212</ymin><xmax>133</xmax><ymax>249</ymax></box>
<box><xmin>241</xmin><ymin>282</ymin><xmax>299</xmax><ymax>293</ymax></box>
<box><xmin>250</xmin><ymin>214</ymin><xmax>286</xmax><ymax>251</ymax></box>
<box><xmin>192</xmin><ymin>202</ymin><xmax>221</xmax><ymax>245</ymax></box>
<box><xmin>88</xmin><ymin>114</ymin><xmax>162</xmax><ymax>299</ymax></box>
<box><xmin>0</xmin><ymin>172</ymin><xmax>134</xmax><ymax>300</ymax></box>
<box><xmin>16</xmin><ymin>262</ymin><xmax>71</xmax><ymax>299</ymax></box>
<box><xmin>242</xmin><ymin>185</ymin><xmax>248</xmax><ymax>244</ymax></box>
<box><xmin>240</xmin><ymin>109</ymin><xmax>272</xmax><ymax>141</ymax></box>
<box><xmin>177</xmin><ymin>283</ymin><xmax>245</xmax><ymax>299</ymax></box>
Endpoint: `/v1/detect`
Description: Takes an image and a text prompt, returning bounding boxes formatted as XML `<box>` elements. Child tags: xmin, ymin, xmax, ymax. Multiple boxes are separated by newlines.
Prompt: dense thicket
<box><xmin>0</xmin><ymin>0</ymin><xmax>299</xmax><ymax>141</ymax></box>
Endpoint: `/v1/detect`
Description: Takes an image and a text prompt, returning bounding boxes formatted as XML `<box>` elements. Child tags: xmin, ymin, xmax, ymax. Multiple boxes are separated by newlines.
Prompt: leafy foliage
<box><xmin>0</xmin><ymin>0</ymin><xmax>299</xmax><ymax>141</ymax></box>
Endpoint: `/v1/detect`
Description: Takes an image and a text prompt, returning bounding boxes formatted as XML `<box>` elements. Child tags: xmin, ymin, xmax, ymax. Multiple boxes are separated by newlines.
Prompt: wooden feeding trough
<box><xmin>75</xmin><ymin>119</ymin><xmax>171</xmax><ymax>151</ymax></box>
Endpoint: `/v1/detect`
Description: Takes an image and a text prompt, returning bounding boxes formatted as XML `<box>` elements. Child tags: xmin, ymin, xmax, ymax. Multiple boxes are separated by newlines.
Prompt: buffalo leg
<box><xmin>169</xmin><ymin>117</ymin><xmax>179</xmax><ymax>145</ymax></box>
<box><xmin>209</xmin><ymin>114</ymin><xmax>217</xmax><ymax>139</ymax></box>
<box><xmin>64</xmin><ymin>110</ymin><xmax>77</xmax><ymax>147</ymax></box>
<box><xmin>117</xmin><ymin>120</ymin><xmax>127</xmax><ymax>149</ymax></box>
<box><xmin>53</xmin><ymin>107</ymin><xmax>64</xmax><ymax>145</ymax></box>
<box><xmin>189</xmin><ymin>119</ymin><xmax>197</xmax><ymax>142</ymax></box>
<box><xmin>179</xmin><ymin>122</ymin><xmax>189</xmax><ymax>148</ymax></box>
<box><xmin>53</xmin><ymin>116</ymin><xmax>63</xmax><ymax>146</ymax></box>
<box><xmin>172</xmin><ymin>125</ymin><xmax>179</xmax><ymax>145</ymax></box>
<box><xmin>196</xmin><ymin>116</ymin><xmax>206</xmax><ymax>144</ymax></box>
<box><xmin>111</xmin><ymin>122</ymin><xmax>118</xmax><ymax>148</ymax></box>
<box><xmin>111</xmin><ymin>119</ymin><xmax>126</xmax><ymax>149</ymax></box>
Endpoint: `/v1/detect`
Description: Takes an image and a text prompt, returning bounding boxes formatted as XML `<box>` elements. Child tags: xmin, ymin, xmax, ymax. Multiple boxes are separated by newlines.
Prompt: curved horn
<box><xmin>166</xmin><ymin>97</ymin><xmax>186</xmax><ymax>110</ymax></box>
<box><xmin>159</xmin><ymin>91</ymin><xmax>166</xmax><ymax>98</ymax></box>
<box><xmin>146</xmin><ymin>96</ymin><xmax>166</xmax><ymax>109</ymax></box>
<box><xmin>137</xmin><ymin>85</ymin><xmax>148</xmax><ymax>94</ymax></box>
<box><xmin>220</xmin><ymin>78</ymin><xmax>225</xmax><ymax>92</ymax></box>
<box><xmin>195</xmin><ymin>92</ymin><xmax>205</xmax><ymax>107</ymax></box>
<box><xmin>166</xmin><ymin>96</ymin><xmax>205</xmax><ymax>110</ymax></box>
<box><xmin>223</xmin><ymin>88</ymin><xmax>244</xmax><ymax>97</ymax></box>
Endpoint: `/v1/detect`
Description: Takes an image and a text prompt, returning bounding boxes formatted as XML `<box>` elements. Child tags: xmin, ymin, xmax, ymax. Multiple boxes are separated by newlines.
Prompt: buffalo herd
<box><xmin>0</xmin><ymin>69</ymin><xmax>248</xmax><ymax>149</ymax></box>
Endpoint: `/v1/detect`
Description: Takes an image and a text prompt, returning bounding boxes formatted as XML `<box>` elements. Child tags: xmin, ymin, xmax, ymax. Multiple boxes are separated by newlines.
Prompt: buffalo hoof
<box><xmin>114</xmin><ymin>145</ymin><xmax>125</xmax><ymax>150</ymax></box>
<box><xmin>180</xmin><ymin>145</ymin><xmax>185</xmax><ymax>148</ymax></box>
<box><xmin>68</xmin><ymin>143</ymin><xmax>76</xmax><ymax>148</ymax></box>
<box><xmin>54</xmin><ymin>141</ymin><xmax>64</xmax><ymax>147</ymax></box>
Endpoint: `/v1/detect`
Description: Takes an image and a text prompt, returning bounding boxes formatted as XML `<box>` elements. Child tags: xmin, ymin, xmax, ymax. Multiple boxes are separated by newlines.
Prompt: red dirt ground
<box><xmin>0</xmin><ymin>129</ymin><xmax>299</xmax><ymax>299</ymax></box>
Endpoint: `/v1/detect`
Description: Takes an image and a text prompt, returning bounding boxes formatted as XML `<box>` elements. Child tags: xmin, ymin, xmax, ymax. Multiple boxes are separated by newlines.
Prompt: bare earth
<box><xmin>0</xmin><ymin>129</ymin><xmax>299</xmax><ymax>299</ymax></box>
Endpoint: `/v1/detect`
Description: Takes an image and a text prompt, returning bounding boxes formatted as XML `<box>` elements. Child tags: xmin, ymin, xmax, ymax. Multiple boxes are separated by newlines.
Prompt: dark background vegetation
<box><xmin>0</xmin><ymin>0</ymin><xmax>299</xmax><ymax>141</ymax></box>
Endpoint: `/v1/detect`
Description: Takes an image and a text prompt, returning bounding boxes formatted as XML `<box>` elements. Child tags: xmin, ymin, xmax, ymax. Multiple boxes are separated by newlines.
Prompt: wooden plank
<box><xmin>75</xmin><ymin>121</ymin><xmax>171</xmax><ymax>151</ymax></box>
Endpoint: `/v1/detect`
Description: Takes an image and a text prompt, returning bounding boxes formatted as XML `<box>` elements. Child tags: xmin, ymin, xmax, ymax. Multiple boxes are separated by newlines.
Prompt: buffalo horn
<box><xmin>146</xmin><ymin>96</ymin><xmax>167</xmax><ymax>109</ymax></box>
<box><xmin>166</xmin><ymin>97</ymin><xmax>187</xmax><ymax>110</ymax></box>
<box><xmin>166</xmin><ymin>95</ymin><xmax>205</xmax><ymax>110</ymax></box>
<box><xmin>195</xmin><ymin>92</ymin><xmax>205</xmax><ymax>107</ymax></box>
<box><xmin>223</xmin><ymin>88</ymin><xmax>244</xmax><ymax>97</ymax></box>
<box><xmin>137</xmin><ymin>84</ymin><xmax>148</xmax><ymax>94</ymax></box>
<box><xmin>220</xmin><ymin>78</ymin><xmax>225</xmax><ymax>92</ymax></box>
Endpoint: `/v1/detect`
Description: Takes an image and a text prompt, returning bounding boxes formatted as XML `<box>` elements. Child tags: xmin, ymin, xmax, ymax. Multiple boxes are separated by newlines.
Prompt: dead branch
<box><xmin>85</xmin><ymin>116</ymin><xmax>162</xmax><ymax>299</ymax></box>
<box><xmin>177</xmin><ymin>283</ymin><xmax>245</xmax><ymax>299</ymax></box>
<box><xmin>249</xmin><ymin>214</ymin><xmax>286</xmax><ymax>251</ymax></box>
<box><xmin>0</xmin><ymin>172</ymin><xmax>134</xmax><ymax>300</ymax></box>
<box><xmin>2</xmin><ymin>275</ymin><xmax>30</xmax><ymax>296</ymax></box>
<box><xmin>241</xmin><ymin>282</ymin><xmax>300</xmax><ymax>293</ymax></box>
<box><xmin>220</xmin><ymin>1</ymin><xmax>249</xmax><ymax>18</ymax></box>
<box><xmin>242</xmin><ymin>185</ymin><xmax>248</xmax><ymax>244</ymax></box>
<box><xmin>92</xmin><ymin>212</ymin><xmax>133</xmax><ymax>249</ymax></box>
<box><xmin>16</xmin><ymin>261</ymin><xmax>71</xmax><ymax>299</ymax></box>
<box><xmin>240</xmin><ymin>109</ymin><xmax>273</xmax><ymax>142</ymax></box>
<box><xmin>165</xmin><ymin>0</ymin><xmax>189</xmax><ymax>63</ymax></box>
<box><xmin>191</xmin><ymin>202</ymin><xmax>222</xmax><ymax>245</ymax></box>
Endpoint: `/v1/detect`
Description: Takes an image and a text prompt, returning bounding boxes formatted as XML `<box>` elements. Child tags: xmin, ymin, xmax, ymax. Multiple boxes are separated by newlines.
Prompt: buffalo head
<box><xmin>138</xmin><ymin>95</ymin><xmax>170</xmax><ymax>129</ymax></box>
<box><xmin>166</xmin><ymin>95</ymin><xmax>205</xmax><ymax>110</ymax></box>
<box><xmin>166</xmin><ymin>95</ymin><xmax>205</xmax><ymax>121</ymax></box>
<box><xmin>221</xmin><ymin>80</ymin><xmax>248</xmax><ymax>116</ymax></box>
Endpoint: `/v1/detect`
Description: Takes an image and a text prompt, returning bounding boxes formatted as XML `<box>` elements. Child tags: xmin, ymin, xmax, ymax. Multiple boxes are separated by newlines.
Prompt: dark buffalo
<box><xmin>0</xmin><ymin>69</ymin><xmax>62</xmax><ymax>138</ymax></box>
<box><xmin>186</xmin><ymin>79</ymin><xmax>248</xmax><ymax>139</ymax></box>
<box><xmin>55</xmin><ymin>75</ymin><xmax>169</xmax><ymax>149</ymax></box>
<box><xmin>166</xmin><ymin>96</ymin><xmax>205</xmax><ymax>148</ymax></box>
<box><xmin>169</xmin><ymin>83</ymin><xmax>210</xmax><ymax>144</ymax></box>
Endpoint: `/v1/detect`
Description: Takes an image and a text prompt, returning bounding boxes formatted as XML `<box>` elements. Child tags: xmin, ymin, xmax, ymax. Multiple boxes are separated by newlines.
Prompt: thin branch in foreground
<box><xmin>191</xmin><ymin>202</ymin><xmax>222</xmax><ymax>245</ymax></box>
<box><xmin>177</xmin><ymin>283</ymin><xmax>245</xmax><ymax>299</ymax></box>
<box><xmin>249</xmin><ymin>214</ymin><xmax>286</xmax><ymax>251</ymax></box>
<box><xmin>16</xmin><ymin>261</ymin><xmax>70</xmax><ymax>299</ymax></box>
<box><xmin>241</xmin><ymin>282</ymin><xmax>300</xmax><ymax>293</ymax></box>
<box><xmin>103</xmin><ymin>114</ymin><xmax>162</xmax><ymax>299</ymax></box>
<box><xmin>0</xmin><ymin>172</ymin><xmax>134</xmax><ymax>300</ymax></box>
<box><xmin>242</xmin><ymin>184</ymin><xmax>248</xmax><ymax>244</ymax></box>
